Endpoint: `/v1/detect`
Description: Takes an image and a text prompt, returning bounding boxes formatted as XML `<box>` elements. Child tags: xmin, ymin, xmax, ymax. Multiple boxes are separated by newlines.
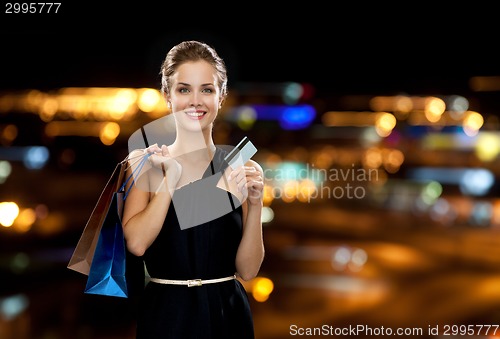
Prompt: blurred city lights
<box><xmin>0</xmin><ymin>202</ymin><xmax>19</xmax><ymax>227</ymax></box>
<box><xmin>0</xmin><ymin>146</ymin><xmax>49</xmax><ymax>169</ymax></box>
<box><xmin>424</xmin><ymin>97</ymin><xmax>446</xmax><ymax>123</ymax></box>
<box><xmin>242</xmin><ymin>104</ymin><xmax>316</xmax><ymax>130</ymax></box>
<box><xmin>322</xmin><ymin>111</ymin><xmax>397</xmax><ymax>137</ymax></box>
<box><xmin>250</xmin><ymin>276</ymin><xmax>274</xmax><ymax>302</ymax></box>
<box><xmin>447</xmin><ymin>95</ymin><xmax>469</xmax><ymax>119</ymax></box>
<box><xmin>429</xmin><ymin>198</ymin><xmax>457</xmax><ymax>225</ymax></box>
<box><xmin>0</xmin><ymin>160</ymin><xmax>12</xmax><ymax>183</ymax></box>
<box><xmin>469</xmin><ymin>75</ymin><xmax>500</xmax><ymax>91</ymax></box>
<box><xmin>233</xmin><ymin>81</ymin><xmax>313</xmax><ymax>104</ymax></box>
<box><xmin>280</xmin><ymin>105</ymin><xmax>316</xmax><ymax>130</ymax></box>
<box><xmin>282</xmin><ymin>82</ymin><xmax>303</xmax><ymax>104</ymax></box>
<box><xmin>10</xmin><ymin>252</ymin><xmax>30</xmax><ymax>274</ymax></box>
<box><xmin>234</xmin><ymin>106</ymin><xmax>257</xmax><ymax>130</ymax></box>
<box><xmin>261</xmin><ymin>206</ymin><xmax>274</xmax><ymax>223</ymax></box>
<box><xmin>0</xmin><ymin>87</ymin><xmax>168</xmax><ymax>121</ymax></box>
<box><xmin>475</xmin><ymin>132</ymin><xmax>500</xmax><ymax>161</ymax></box>
<box><xmin>137</xmin><ymin>88</ymin><xmax>160</xmax><ymax>111</ymax></box>
<box><xmin>13</xmin><ymin>208</ymin><xmax>36</xmax><ymax>233</ymax></box>
<box><xmin>332</xmin><ymin>246</ymin><xmax>352</xmax><ymax>271</ymax></box>
<box><xmin>463</xmin><ymin>111</ymin><xmax>484</xmax><ymax>136</ymax></box>
<box><xmin>0</xmin><ymin>124</ymin><xmax>18</xmax><ymax>144</ymax></box>
<box><xmin>469</xmin><ymin>201</ymin><xmax>493</xmax><ymax>227</ymax></box>
<box><xmin>0</xmin><ymin>72</ymin><xmax>499</xmax><ymax>338</ymax></box>
<box><xmin>460</xmin><ymin>169</ymin><xmax>495</xmax><ymax>196</ymax></box>
<box><xmin>421</xmin><ymin>181</ymin><xmax>443</xmax><ymax>205</ymax></box>
<box><xmin>99</xmin><ymin>122</ymin><xmax>121</xmax><ymax>145</ymax></box>
<box><xmin>24</xmin><ymin>146</ymin><xmax>49</xmax><ymax>169</ymax></box>
<box><xmin>45</xmin><ymin>121</ymin><xmax>121</xmax><ymax>145</ymax></box>
<box><xmin>408</xmin><ymin>167</ymin><xmax>495</xmax><ymax>197</ymax></box>
<box><xmin>0</xmin><ymin>294</ymin><xmax>29</xmax><ymax>321</ymax></box>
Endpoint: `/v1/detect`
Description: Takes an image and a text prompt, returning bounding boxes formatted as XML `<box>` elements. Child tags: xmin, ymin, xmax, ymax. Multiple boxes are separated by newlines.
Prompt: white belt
<box><xmin>149</xmin><ymin>275</ymin><xmax>236</xmax><ymax>287</ymax></box>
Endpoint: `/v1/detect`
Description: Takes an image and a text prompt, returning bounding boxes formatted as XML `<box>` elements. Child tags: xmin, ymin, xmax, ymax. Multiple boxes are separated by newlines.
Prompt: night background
<box><xmin>2</xmin><ymin>3</ymin><xmax>500</xmax><ymax>339</ymax></box>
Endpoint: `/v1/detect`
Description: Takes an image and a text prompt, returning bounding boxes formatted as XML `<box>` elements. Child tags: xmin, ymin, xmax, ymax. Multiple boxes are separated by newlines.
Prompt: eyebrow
<box><xmin>177</xmin><ymin>82</ymin><xmax>215</xmax><ymax>87</ymax></box>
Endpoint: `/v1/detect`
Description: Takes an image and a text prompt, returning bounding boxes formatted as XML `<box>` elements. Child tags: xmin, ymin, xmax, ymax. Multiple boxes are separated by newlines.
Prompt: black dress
<box><xmin>136</xmin><ymin>148</ymin><xmax>255</xmax><ymax>339</ymax></box>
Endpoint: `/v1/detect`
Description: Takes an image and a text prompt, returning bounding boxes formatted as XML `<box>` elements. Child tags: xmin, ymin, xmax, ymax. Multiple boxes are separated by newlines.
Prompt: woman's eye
<box><xmin>202</xmin><ymin>88</ymin><xmax>213</xmax><ymax>93</ymax></box>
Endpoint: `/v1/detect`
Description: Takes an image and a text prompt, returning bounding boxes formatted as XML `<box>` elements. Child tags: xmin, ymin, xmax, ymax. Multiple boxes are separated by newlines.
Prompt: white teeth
<box><xmin>186</xmin><ymin>112</ymin><xmax>204</xmax><ymax>117</ymax></box>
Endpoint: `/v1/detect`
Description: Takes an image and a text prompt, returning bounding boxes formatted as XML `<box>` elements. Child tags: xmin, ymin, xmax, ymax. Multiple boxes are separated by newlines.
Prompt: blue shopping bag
<box><xmin>73</xmin><ymin>152</ymin><xmax>150</xmax><ymax>298</ymax></box>
<box><xmin>84</xmin><ymin>190</ymin><xmax>128</xmax><ymax>298</ymax></box>
<box><xmin>83</xmin><ymin>153</ymin><xmax>150</xmax><ymax>298</ymax></box>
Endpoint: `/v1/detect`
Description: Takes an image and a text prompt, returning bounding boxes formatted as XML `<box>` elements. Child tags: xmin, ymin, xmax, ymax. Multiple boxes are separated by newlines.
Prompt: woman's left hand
<box><xmin>229</xmin><ymin>162</ymin><xmax>264</xmax><ymax>206</ymax></box>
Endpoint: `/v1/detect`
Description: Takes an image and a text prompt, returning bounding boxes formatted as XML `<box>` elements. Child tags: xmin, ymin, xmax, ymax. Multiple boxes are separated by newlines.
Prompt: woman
<box><xmin>121</xmin><ymin>40</ymin><xmax>265</xmax><ymax>339</ymax></box>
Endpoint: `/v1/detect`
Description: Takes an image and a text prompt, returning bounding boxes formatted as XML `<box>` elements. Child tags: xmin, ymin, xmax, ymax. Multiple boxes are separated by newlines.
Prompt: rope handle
<box><xmin>119</xmin><ymin>152</ymin><xmax>152</xmax><ymax>200</ymax></box>
<box><xmin>120</xmin><ymin>126</ymin><xmax>155</xmax><ymax>200</ymax></box>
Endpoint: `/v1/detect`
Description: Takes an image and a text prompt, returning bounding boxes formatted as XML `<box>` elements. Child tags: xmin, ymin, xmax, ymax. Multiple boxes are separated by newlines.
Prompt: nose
<box><xmin>189</xmin><ymin>92</ymin><xmax>202</xmax><ymax>107</ymax></box>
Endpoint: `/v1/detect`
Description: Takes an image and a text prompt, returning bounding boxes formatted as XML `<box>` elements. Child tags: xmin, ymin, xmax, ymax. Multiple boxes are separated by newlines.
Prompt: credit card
<box><xmin>224</xmin><ymin>136</ymin><xmax>258</xmax><ymax>170</ymax></box>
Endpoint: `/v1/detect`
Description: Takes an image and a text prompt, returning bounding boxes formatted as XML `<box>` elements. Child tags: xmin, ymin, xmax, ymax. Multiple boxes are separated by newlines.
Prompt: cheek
<box><xmin>171</xmin><ymin>96</ymin><xmax>189</xmax><ymax>108</ymax></box>
<box><xmin>209</xmin><ymin>97</ymin><xmax>220</xmax><ymax>108</ymax></box>
<box><xmin>208</xmin><ymin>101</ymin><xmax>218</xmax><ymax>109</ymax></box>
<box><xmin>170</xmin><ymin>95</ymin><xmax>220</xmax><ymax>109</ymax></box>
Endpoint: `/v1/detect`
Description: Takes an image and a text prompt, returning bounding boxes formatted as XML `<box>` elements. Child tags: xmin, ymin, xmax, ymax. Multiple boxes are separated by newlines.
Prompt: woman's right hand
<box><xmin>144</xmin><ymin>143</ymin><xmax>182</xmax><ymax>193</ymax></box>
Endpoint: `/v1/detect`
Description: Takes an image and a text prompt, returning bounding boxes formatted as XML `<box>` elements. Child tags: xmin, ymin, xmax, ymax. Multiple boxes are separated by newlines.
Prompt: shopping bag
<box><xmin>84</xmin><ymin>190</ymin><xmax>128</xmax><ymax>297</ymax></box>
<box><xmin>67</xmin><ymin>160</ymin><xmax>127</xmax><ymax>276</ymax></box>
<box><xmin>82</xmin><ymin>153</ymin><xmax>149</xmax><ymax>298</ymax></box>
<box><xmin>67</xmin><ymin>152</ymin><xmax>149</xmax><ymax>275</ymax></box>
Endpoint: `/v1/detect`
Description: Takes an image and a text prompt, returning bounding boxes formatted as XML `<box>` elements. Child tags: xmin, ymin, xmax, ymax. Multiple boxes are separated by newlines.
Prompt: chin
<box><xmin>176</xmin><ymin>113</ymin><xmax>215</xmax><ymax>131</ymax></box>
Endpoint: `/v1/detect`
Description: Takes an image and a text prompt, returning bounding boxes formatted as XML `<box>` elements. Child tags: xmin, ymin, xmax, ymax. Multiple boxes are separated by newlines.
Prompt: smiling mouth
<box><xmin>185</xmin><ymin>110</ymin><xmax>207</xmax><ymax>119</ymax></box>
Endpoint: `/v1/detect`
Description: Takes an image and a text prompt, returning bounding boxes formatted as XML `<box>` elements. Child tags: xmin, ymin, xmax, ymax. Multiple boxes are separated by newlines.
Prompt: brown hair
<box><xmin>160</xmin><ymin>40</ymin><xmax>228</xmax><ymax>100</ymax></box>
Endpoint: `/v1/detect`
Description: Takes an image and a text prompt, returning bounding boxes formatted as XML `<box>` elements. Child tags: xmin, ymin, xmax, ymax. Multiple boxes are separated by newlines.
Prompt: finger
<box><xmin>243</xmin><ymin>169</ymin><xmax>261</xmax><ymax>183</ymax></box>
<box><xmin>237</xmin><ymin>177</ymin><xmax>247</xmax><ymax>192</ymax></box>
<box><xmin>146</xmin><ymin>144</ymin><xmax>161</xmax><ymax>154</ymax></box>
<box><xmin>228</xmin><ymin>166</ymin><xmax>243</xmax><ymax>181</ymax></box>
<box><xmin>243</xmin><ymin>166</ymin><xmax>257</xmax><ymax>173</ymax></box>
<box><xmin>161</xmin><ymin>144</ymin><xmax>169</xmax><ymax>156</ymax></box>
<box><xmin>242</xmin><ymin>177</ymin><xmax>261</xmax><ymax>189</ymax></box>
<box><xmin>248</xmin><ymin>180</ymin><xmax>264</xmax><ymax>192</ymax></box>
<box><xmin>239</xmin><ymin>181</ymin><xmax>249</xmax><ymax>194</ymax></box>
<box><xmin>148</xmin><ymin>154</ymin><xmax>159</xmax><ymax>165</ymax></box>
<box><xmin>236</xmin><ymin>169</ymin><xmax>248</xmax><ymax>184</ymax></box>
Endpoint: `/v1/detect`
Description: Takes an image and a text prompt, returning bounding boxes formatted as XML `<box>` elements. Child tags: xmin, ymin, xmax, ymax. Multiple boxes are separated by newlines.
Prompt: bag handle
<box><xmin>119</xmin><ymin>126</ymin><xmax>153</xmax><ymax>200</ymax></box>
<box><xmin>119</xmin><ymin>153</ymin><xmax>151</xmax><ymax>200</ymax></box>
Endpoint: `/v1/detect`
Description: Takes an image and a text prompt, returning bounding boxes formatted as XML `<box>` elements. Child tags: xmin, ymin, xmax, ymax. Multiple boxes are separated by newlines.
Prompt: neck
<box><xmin>170</xmin><ymin>125</ymin><xmax>215</xmax><ymax>158</ymax></box>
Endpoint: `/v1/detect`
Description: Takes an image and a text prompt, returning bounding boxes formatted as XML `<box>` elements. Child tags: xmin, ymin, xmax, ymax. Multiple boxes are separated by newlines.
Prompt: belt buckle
<box><xmin>188</xmin><ymin>279</ymin><xmax>202</xmax><ymax>287</ymax></box>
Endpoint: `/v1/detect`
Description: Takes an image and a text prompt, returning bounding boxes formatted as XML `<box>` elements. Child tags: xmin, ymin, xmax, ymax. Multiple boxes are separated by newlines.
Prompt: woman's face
<box><xmin>167</xmin><ymin>60</ymin><xmax>222</xmax><ymax>132</ymax></box>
